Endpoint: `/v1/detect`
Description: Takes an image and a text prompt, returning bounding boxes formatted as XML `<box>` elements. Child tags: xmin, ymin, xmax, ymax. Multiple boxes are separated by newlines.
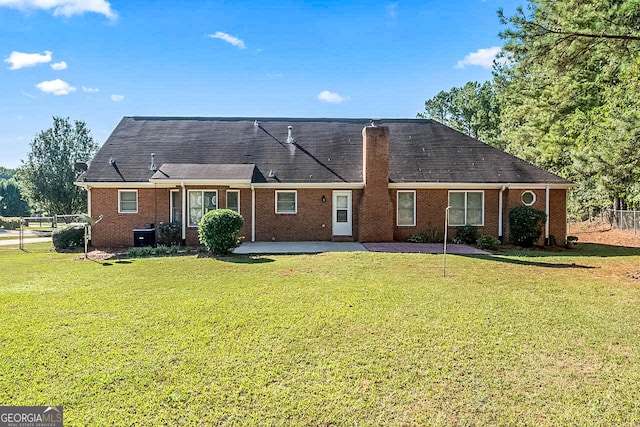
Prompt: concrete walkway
<box><xmin>0</xmin><ymin>237</ymin><xmax>52</xmax><ymax>246</ymax></box>
<box><xmin>233</xmin><ymin>241</ymin><xmax>489</xmax><ymax>255</ymax></box>
<box><xmin>0</xmin><ymin>229</ymin><xmax>52</xmax><ymax>246</ymax></box>
<box><xmin>363</xmin><ymin>242</ymin><xmax>490</xmax><ymax>255</ymax></box>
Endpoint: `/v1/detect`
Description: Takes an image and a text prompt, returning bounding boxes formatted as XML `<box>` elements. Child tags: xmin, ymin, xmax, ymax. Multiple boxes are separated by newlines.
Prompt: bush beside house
<box><xmin>52</xmin><ymin>225</ymin><xmax>85</xmax><ymax>250</ymax></box>
<box><xmin>509</xmin><ymin>206</ymin><xmax>547</xmax><ymax>247</ymax></box>
<box><xmin>198</xmin><ymin>209</ymin><xmax>244</xmax><ymax>255</ymax></box>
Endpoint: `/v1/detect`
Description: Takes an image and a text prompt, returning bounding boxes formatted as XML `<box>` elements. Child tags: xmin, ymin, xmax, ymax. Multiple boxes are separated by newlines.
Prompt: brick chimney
<box><xmin>358</xmin><ymin>125</ymin><xmax>394</xmax><ymax>242</ymax></box>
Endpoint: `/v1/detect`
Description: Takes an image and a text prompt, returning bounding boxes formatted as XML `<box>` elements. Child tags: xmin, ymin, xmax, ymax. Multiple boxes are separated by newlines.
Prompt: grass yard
<box><xmin>1</xmin><ymin>242</ymin><xmax>640</xmax><ymax>425</ymax></box>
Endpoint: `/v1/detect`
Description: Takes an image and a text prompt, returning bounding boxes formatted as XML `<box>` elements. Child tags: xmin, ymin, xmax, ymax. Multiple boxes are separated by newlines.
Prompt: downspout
<box><xmin>87</xmin><ymin>186</ymin><xmax>92</xmax><ymax>241</ymax></box>
<box><xmin>545</xmin><ymin>185</ymin><xmax>550</xmax><ymax>244</ymax></box>
<box><xmin>181</xmin><ymin>181</ymin><xmax>187</xmax><ymax>241</ymax></box>
<box><xmin>251</xmin><ymin>185</ymin><xmax>256</xmax><ymax>242</ymax></box>
<box><xmin>498</xmin><ymin>185</ymin><xmax>506</xmax><ymax>242</ymax></box>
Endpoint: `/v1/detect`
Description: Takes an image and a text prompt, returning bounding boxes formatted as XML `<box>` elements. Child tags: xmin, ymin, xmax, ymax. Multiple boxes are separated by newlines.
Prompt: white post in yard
<box><xmin>443</xmin><ymin>206</ymin><xmax>451</xmax><ymax>278</ymax></box>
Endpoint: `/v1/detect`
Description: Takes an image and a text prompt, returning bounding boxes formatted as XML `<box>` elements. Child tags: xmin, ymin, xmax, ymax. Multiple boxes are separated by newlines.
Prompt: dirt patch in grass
<box><xmin>569</xmin><ymin>223</ymin><xmax>640</xmax><ymax>280</ymax></box>
<box><xmin>72</xmin><ymin>248</ymin><xmax>124</xmax><ymax>261</ymax></box>
<box><xmin>569</xmin><ymin>222</ymin><xmax>640</xmax><ymax>248</ymax></box>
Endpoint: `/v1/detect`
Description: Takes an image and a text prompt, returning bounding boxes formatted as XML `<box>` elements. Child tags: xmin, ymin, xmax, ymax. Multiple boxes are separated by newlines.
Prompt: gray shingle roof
<box><xmin>150</xmin><ymin>163</ymin><xmax>256</xmax><ymax>181</ymax></box>
<box><xmin>81</xmin><ymin>117</ymin><xmax>571</xmax><ymax>185</ymax></box>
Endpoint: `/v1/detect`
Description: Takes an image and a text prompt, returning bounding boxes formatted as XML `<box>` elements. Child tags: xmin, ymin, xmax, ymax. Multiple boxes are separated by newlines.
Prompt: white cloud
<box><xmin>317</xmin><ymin>90</ymin><xmax>348</xmax><ymax>104</ymax></box>
<box><xmin>82</xmin><ymin>86</ymin><xmax>99</xmax><ymax>93</ymax></box>
<box><xmin>35</xmin><ymin>78</ymin><xmax>76</xmax><ymax>95</ymax></box>
<box><xmin>455</xmin><ymin>46</ymin><xmax>502</xmax><ymax>69</ymax></box>
<box><xmin>21</xmin><ymin>90</ymin><xmax>37</xmax><ymax>99</ymax></box>
<box><xmin>208</xmin><ymin>31</ymin><xmax>246</xmax><ymax>49</ymax></box>
<box><xmin>111</xmin><ymin>94</ymin><xmax>124</xmax><ymax>102</ymax></box>
<box><xmin>50</xmin><ymin>60</ymin><xmax>67</xmax><ymax>70</ymax></box>
<box><xmin>0</xmin><ymin>0</ymin><xmax>117</xmax><ymax>19</ymax></box>
<box><xmin>386</xmin><ymin>2</ymin><xmax>398</xmax><ymax>20</ymax></box>
<box><xmin>4</xmin><ymin>50</ymin><xmax>52</xmax><ymax>70</ymax></box>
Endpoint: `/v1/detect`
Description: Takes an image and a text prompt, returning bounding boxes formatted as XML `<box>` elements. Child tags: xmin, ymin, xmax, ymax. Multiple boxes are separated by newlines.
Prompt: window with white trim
<box><xmin>188</xmin><ymin>190</ymin><xmax>217</xmax><ymax>227</ymax></box>
<box><xmin>397</xmin><ymin>191</ymin><xmax>416</xmax><ymax>226</ymax></box>
<box><xmin>227</xmin><ymin>190</ymin><xmax>240</xmax><ymax>213</ymax></box>
<box><xmin>170</xmin><ymin>190</ymin><xmax>181</xmax><ymax>223</ymax></box>
<box><xmin>448</xmin><ymin>191</ymin><xmax>484</xmax><ymax>226</ymax></box>
<box><xmin>118</xmin><ymin>190</ymin><xmax>138</xmax><ymax>213</ymax></box>
<box><xmin>276</xmin><ymin>191</ymin><xmax>297</xmax><ymax>214</ymax></box>
<box><xmin>521</xmin><ymin>190</ymin><xmax>536</xmax><ymax>206</ymax></box>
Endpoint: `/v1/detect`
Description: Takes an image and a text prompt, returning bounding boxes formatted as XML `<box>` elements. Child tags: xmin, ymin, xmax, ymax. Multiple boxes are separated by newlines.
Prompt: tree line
<box><xmin>418</xmin><ymin>0</ymin><xmax>640</xmax><ymax>216</ymax></box>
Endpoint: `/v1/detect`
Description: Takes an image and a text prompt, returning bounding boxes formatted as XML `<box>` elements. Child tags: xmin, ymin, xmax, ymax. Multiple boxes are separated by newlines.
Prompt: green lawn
<box><xmin>1</xmin><ymin>242</ymin><xmax>640</xmax><ymax>425</ymax></box>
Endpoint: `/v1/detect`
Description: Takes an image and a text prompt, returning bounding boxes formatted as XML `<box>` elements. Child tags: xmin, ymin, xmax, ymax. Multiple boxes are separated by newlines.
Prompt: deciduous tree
<box><xmin>17</xmin><ymin>117</ymin><xmax>98</xmax><ymax>215</ymax></box>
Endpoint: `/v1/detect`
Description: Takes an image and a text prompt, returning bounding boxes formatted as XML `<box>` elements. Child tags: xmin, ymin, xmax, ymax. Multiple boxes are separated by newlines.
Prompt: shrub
<box><xmin>476</xmin><ymin>235</ymin><xmax>500</xmax><ymax>251</ymax></box>
<box><xmin>127</xmin><ymin>246</ymin><xmax>156</xmax><ymax>258</ymax></box>
<box><xmin>52</xmin><ymin>224</ymin><xmax>85</xmax><ymax>250</ymax></box>
<box><xmin>0</xmin><ymin>217</ymin><xmax>23</xmax><ymax>230</ymax></box>
<box><xmin>408</xmin><ymin>227</ymin><xmax>443</xmax><ymax>243</ymax></box>
<box><xmin>198</xmin><ymin>209</ymin><xmax>244</xmax><ymax>255</ymax></box>
<box><xmin>509</xmin><ymin>206</ymin><xmax>547</xmax><ymax>247</ymax></box>
<box><xmin>453</xmin><ymin>225</ymin><xmax>478</xmax><ymax>244</ymax></box>
<box><xmin>157</xmin><ymin>221</ymin><xmax>181</xmax><ymax>246</ymax></box>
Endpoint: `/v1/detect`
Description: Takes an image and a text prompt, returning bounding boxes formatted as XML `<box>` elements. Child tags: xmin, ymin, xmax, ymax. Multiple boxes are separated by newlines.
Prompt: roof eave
<box><xmin>388</xmin><ymin>182</ymin><xmax>575</xmax><ymax>190</ymax></box>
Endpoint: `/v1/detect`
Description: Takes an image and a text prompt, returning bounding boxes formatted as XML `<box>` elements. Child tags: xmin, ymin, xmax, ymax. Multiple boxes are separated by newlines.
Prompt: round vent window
<box><xmin>521</xmin><ymin>191</ymin><xmax>536</xmax><ymax>206</ymax></box>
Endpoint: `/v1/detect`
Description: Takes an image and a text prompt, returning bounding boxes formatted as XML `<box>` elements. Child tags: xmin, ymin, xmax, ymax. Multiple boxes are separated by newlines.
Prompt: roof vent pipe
<box><xmin>150</xmin><ymin>153</ymin><xmax>157</xmax><ymax>171</ymax></box>
<box><xmin>287</xmin><ymin>126</ymin><xmax>295</xmax><ymax>144</ymax></box>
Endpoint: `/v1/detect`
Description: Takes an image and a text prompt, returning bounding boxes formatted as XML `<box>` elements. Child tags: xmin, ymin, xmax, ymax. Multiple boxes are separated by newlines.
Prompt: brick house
<box><xmin>76</xmin><ymin>117</ymin><xmax>573</xmax><ymax>247</ymax></box>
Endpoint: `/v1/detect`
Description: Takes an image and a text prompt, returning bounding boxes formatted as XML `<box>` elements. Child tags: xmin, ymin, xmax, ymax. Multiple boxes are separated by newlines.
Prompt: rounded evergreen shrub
<box><xmin>509</xmin><ymin>206</ymin><xmax>547</xmax><ymax>247</ymax></box>
<box><xmin>476</xmin><ymin>235</ymin><xmax>500</xmax><ymax>251</ymax></box>
<box><xmin>198</xmin><ymin>209</ymin><xmax>244</xmax><ymax>255</ymax></box>
<box><xmin>453</xmin><ymin>225</ymin><xmax>478</xmax><ymax>244</ymax></box>
<box><xmin>157</xmin><ymin>221</ymin><xmax>181</xmax><ymax>246</ymax></box>
<box><xmin>52</xmin><ymin>224</ymin><xmax>85</xmax><ymax>250</ymax></box>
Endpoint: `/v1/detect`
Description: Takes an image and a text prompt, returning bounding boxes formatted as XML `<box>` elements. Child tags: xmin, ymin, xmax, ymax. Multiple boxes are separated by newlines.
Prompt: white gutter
<box><xmin>251</xmin><ymin>185</ymin><xmax>256</xmax><ymax>242</ymax></box>
<box><xmin>388</xmin><ymin>182</ymin><xmax>575</xmax><ymax>190</ymax></box>
<box><xmin>498</xmin><ymin>185</ymin><xmax>506</xmax><ymax>240</ymax></box>
<box><xmin>251</xmin><ymin>182</ymin><xmax>365</xmax><ymax>189</ymax></box>
<box><xmin>149</xmin><ymin>178</ymin><xmax>252</xmax><ymax>187</ymax></box>
<box><xmin>181</xmin><ymin>181</ymin><xmax>187</xmax><ymax>241</ymax></box>
<box><xmin>545</xmin><ymin>185</ymin><xmax>550</xmax><ymax>241</ymax></box>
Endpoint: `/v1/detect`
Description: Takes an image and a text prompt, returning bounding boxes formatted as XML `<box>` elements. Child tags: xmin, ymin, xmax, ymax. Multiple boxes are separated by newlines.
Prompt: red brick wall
<box><xmin>504</xmin><ymin>188</ymin><xmax>567</xmax><ymax>245</ymax></box>
<box><xmin>90</xmin><ymin>187</ymin><xmax>170</xmax><ymax>247</ymax></box>
<box><xmin>88</xmin><ymin>185</ymin><xmax>567</xmax><ymax>247</ymax></box>
<box><xmin>358</xmin><ymin>126</ymin><xmax>394</xmax><ymax>242</ymax></box>
<box><xmin>392</xmin><ymin>189</ymin><xmax>501</xmax><ymax>241</ymax></box>
<box><xmin>90</xmin><ymin>186</ymin><xmax>253</xmax><ymax>247</ymax></box>
<box><xmin>254</xmin><ymin>188</ymin><xmax>332</xmax><ymax>241</ymax></box>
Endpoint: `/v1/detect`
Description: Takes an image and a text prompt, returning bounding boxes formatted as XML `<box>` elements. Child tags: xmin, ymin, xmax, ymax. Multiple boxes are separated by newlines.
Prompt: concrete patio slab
<box><xmin>233</xmin><ymin>241</ymin><xmax>366</xmax><ymax>254</ymax></box>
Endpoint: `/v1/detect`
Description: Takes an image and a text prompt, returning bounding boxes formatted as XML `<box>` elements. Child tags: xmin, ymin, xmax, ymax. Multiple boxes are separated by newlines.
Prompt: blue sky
<box><xmin>0</xmin><ymin>0</ymin><xmax>520</xmax><ymax>168</ymax></box>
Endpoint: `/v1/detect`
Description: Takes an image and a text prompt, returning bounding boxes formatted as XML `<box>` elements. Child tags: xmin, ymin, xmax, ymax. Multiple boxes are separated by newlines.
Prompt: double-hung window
<box><xmin>118</xmin><ymin>190</ymin><xmax>138</xmax><ymax>213</ymax></box>
<box><xmin>188</xmin><ymin>190</ymin><xmax>217</xmax><ymax>226</ymax></box>
<box><xmin>226</xmin><ymin>190</ymin><xmax>240</xmax><ymax>213</ymax></box>
<box><xmin>397</xmin><ymin>191</ymin><xmax>416</xmax><ymax>226</ymax></box>
<box><xmin>276</xmin><ymin>191</ymin><xmax>297</xmax><ymax>214</ymax></box>
<box><xmin>449</xmin><ymin>191</ymin><xmax>484</xmax><ymax>226</ymax></box>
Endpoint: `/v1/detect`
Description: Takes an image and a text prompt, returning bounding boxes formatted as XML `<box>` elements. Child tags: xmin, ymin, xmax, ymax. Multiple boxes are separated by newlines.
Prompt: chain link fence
<box><xmin>567</xmin><ymin>209</ymin><xmax>639</xmax><ymax>236</ymax></box>
<box><xmin>610</xmin><ymin>210</ymin><xmax>640</xmax><ymax>235</ymax></box>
